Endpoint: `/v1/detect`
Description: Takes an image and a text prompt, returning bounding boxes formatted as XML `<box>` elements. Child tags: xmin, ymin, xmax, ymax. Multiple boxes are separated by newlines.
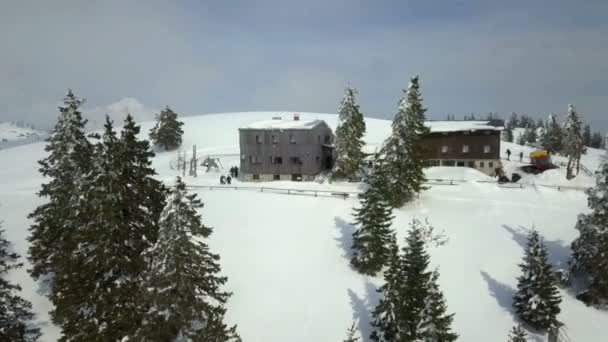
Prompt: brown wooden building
<box><xmin>423</xmin><ymin>120</ymin><xmax>503</xmax><ymax>176</ymax></box>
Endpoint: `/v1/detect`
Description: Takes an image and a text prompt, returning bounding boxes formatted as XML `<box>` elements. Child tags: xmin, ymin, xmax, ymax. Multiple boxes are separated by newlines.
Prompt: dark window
<box><xmin>489</xmin><ymin>162</ymin><xmax>494</xmax><ymax>168</ymax></box>
<box><xmin>252</xmin><ymin>174</ymin><xmax>260</xmax><ymax>180</ymax></box>
<box><xmin>256</xmin><ymin>135</ymin><xmax>262</xmax><ymax>144</ymax></box>
<box><xmin>272</xmin><ymin>135</ymin><xmax>279</xmax><ymax>144</ymax></box>
<box><xmin>290</xmin><ymin>135</ymin><xmax>296</xmax><ymax>144</ymax></box>
<box><xmin>457</xmin><ymin>161</ymin><xmax>465</xmax><ymax>167</ymax></box>
<box><xmin>324</xmin><ymin>135</ymin><xmax>331</xmax><ymax>144</ymax></box>
<box><xmin>290</xmin><ymin>156</ymin><xmax>302</xmax><ymax>165</ymax></box>
<box><xmin>468</xmin><ymin>161</ymin><xmax>475</xmax><ymax>168</ymax></box>
<box><xmin>480</xmin><ymin>161</ymin><xmax>485</xmax><ymax>168</ymax></box>
<box><xmin>291</xmin><ymin>174</ymin><xmax>302</xmax><ymax>181</ymax></box>
<box><xmin>273</xmin><ymin>156</ymin><xmax>283</xmax><ymax>164</ymax></box>
<box><xmin>443</xmin><ymin>160</ymin><xmax>456</xmax><ymax>167</ymax></box>
<box><xmin>273</xmin><ymin>174</ymin><xmax>280</xmax><ymax>180</ymax></box>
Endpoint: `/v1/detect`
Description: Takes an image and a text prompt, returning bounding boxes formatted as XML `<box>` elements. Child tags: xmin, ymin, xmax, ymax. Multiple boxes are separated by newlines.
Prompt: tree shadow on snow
<box><xmin>501</xmin><ymin>224</ymin><xmax>571</xmax><ymax>270</ymax></box>
<box><xmin>334</xmin><ymin>217</ymin><xmax>355</xmax><ymax>262</ymax></box>
<box><xmin>347</xmin><ymin>282</ymin><xmax>380</xmax><ymax>342</ymax></box>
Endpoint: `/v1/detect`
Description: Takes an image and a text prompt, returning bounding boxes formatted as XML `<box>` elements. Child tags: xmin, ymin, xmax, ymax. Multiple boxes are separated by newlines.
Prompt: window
<box><xmin>462</xmin><ymin>145</ymin><xmax>470</xmax><ymax>153</ymax></box>
<box><xmin>272</xmin><ymin>135</ymin><xmax>279</xmax><ymax>144</ymax></box>
<box><xmin>489</xmin><ymin>162</ymin><xmax>494</xmax><ymax>168</ymax></box>
<box><xmin>290</xmin><ymin>156</ymin><xmax>302</xmax><ymax>165</ymax></box>
<box><xmin>468</xmin><ymin>161</ymin><xmax>475</xmax><ymax>168</ymax></box>
<box><xmin>480</xmin><ymin>161</ymin><xmax>485</xmax><ymax>168</ymax></box>
<box><xmin>252</xmin><ymin>174</ymin><xmax>260</xmax><ymax>180</ymax></box>
<box><xmin>441</xmin><ymin>145</ymin><xmax>448</xmax><ymax>154</ymax></box>
<box><xmin>424</xmin><ymin>160</ymin><xmax>440</xmax><ymax>167</ymax></box>
<box><xmin>324</xmin><ymin>135</ymin><xmax>331</xmax><ymax>144</ymax></box>
<box><xmin>249</xmin><ymin>155</ymin><xmax>261</xmax><ymax>164</ymax></box>
<box><xmin>457</xmin><ymin>161</ymin><xmax>465</xmax><ymax>167</ymax></box>
<box><xmin>442</xmin><ymin>160</ymin><xmax>455</xmax><ymax>167</ymax></box>
<box><xmin>273</xmin><ymin>174</ymin><xmax>280</xmax><ymax>180</ymax></box>
<box><xmin>484</xmin><ymin>145</ymin><xmax>491</xmax><ymax>153</ymax></box>
<box><xmin>271</xmin><ymin>156</ymin><xmax>283</xmax><ymax>164</ymax></box>
<box><xmin>290</xmin><ymin>135</ymin><xmax>296</xmax><ymax>144</ymax></box>
<box><xmin>292</xmin><ymin>174</ymin><xmax>303</xmax><ymax>181</ymax></box>
<box><xmin>255</xmin><ymin>135</ymin><xmax>262</xmax><ymax>144</ymax></box>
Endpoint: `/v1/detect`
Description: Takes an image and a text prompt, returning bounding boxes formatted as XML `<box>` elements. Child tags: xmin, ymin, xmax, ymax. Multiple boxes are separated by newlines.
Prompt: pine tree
<box><xmin>513</xmin><ymin>230</ymin><xmax>562</xmax><ymax>331</ymax></box>
<box><xmin>416</xmin><ymin>270</ymin><xmax>458</xmax><ymax>342</ymax></box>
<box><xmin>134</xmin><ymin>178</ymin><xmax>240</xmax><ymax>341</ymax></box>
<box><xmin>381</xmin><ymin>76</ymin><xmax>430</xmax><ymax>208</ymax></box>
<box><xmin>343</xmin><ymin>322</ymin><xmax>360</xmax><ymax>342</ymax></box>
<box><xmin>149</xmin><ymin>105</ymin><xmax>184</xmax><ymax>151</ymax></box>
<box><xmin>507</xmin><ymin>325</ymin><xmax>528</xmax><ymax>342</ymax></box>
<box><xmin>503</xmin><ymin>127</ymin><xmax>514</xmax><ymax>143</ymax></box>
<box><xmin>524</xmin><ymin>126</ymin><xmax>536</xmax><ymax>144</ymax></box>
<box><xmin>28</xmin><ymin>89</ymin><xmax>92</xmax><ymax>281</ymax></box>
<box><xmin>563</xmin><ymin>105</ymin><xmax>586</xmax><ymax>179</ymax></box>
<box><xmin>591</xmin><ymin>132</ymin><xmax>603</xmax><ymax>149</ymax></box>
<box><xmin>570</xmin><ymin>160</ymin><xmax>608</xmax><ymax>306</ymax></box>
<box><xmin>583</xmin><ymin>124</ymin><xmax>592</xmax><ymax>147</ymax></box>
<box><xmin>542</xmin><ymin>114</ymin><xmax>563</xmax><ymax>153</ymax></box>
<box><xmin>508</xmin><ymin>113</ymin><xmax>519</xmax><ymax>130</ymax></box>
<box><xmin>517</xmin><ymin>132</ymin><xmax>526</xmax><ymax>146</ymax></box>
<box><xmin>1</xmin><ymin>225</ymin><xmax>41</xmax><ymax>341</ymax></box>
<box><xmin>371</xmin><ymin>219</ymin><xmax>437</xmax><ymax>342</ymax></box>
<box><xmin>334</xmin><ymin>87</ymin><xmax>367</xmax><ymax>179</ymax></box>
<box><xmin>351</xmin><ymin>156</ymin><xmax>395</xmax><ymax>276</ymax></box>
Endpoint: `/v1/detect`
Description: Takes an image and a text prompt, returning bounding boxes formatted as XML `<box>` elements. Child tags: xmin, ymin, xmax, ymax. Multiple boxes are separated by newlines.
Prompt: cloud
<box><xmin>84</xmin><ymin>98</ymin><xmax>156</xmax><ymax>129</ymax></box>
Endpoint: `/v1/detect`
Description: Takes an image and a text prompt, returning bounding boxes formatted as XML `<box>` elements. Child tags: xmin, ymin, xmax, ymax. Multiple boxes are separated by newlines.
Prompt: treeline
<box><xmin>21</xmin><ymin>90</ymin><xmax>238</xmax><ymax>341</ymax></box>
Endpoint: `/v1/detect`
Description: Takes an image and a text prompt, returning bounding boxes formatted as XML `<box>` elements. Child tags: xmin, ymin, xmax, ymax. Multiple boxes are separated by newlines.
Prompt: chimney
<box><xmin>294</xmin><ymin>113</ymin><xmax>300</xmax><ymax>121</ymax></box>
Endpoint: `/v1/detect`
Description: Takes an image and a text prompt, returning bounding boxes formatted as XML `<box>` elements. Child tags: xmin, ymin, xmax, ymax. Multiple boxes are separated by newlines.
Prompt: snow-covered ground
<box><xmin>0</xmin><ymin>121</ymin><xmax>47</xmax><ymax>149</ymax></box>
<box><xmin>1</xmin><ymin>112</ymin><xmax>607</xmax><ymax>341</ymax></box>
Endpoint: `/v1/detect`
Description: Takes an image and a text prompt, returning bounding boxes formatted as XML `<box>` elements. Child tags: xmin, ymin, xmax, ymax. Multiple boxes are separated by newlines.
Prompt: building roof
<box><xmin>426</xmin><ymin>120</ymin><xmax>503</xmax><ymax>133</ymax></box>
<box><xmin>240</xmin><ymin>118</ymin><xmax>324</xmax><ymax>130</ymax></box>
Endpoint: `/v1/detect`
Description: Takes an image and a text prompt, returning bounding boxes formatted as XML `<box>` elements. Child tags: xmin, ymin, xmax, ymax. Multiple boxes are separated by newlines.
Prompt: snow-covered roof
<box><xmin>240</xmin><ymin>118</ymin><xmax>324</xmax><ymax>130</ymax></box>
<box><xmin>425</xmin><ymin>121</ymin><xmax>503</xmax><ymax>133</ymax></box>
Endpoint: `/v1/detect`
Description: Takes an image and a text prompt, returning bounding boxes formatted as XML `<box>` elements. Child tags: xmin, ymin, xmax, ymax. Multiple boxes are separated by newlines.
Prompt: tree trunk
<box><xmin>566</xmin><ymin>157</ymin><xmax>573</xmax><ymax>179</ymax></box>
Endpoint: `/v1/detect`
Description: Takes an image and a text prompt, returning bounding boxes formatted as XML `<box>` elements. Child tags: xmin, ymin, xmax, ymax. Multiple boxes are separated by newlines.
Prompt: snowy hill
<box><xmin>1</xmin><ymin>112</ymin><xmax>607</xmax><ymax>341</ymax></box>
<box><xmin>0</xmin><ymin>121</ymin><xmax>48</xmax><ymax>150</ymax></box>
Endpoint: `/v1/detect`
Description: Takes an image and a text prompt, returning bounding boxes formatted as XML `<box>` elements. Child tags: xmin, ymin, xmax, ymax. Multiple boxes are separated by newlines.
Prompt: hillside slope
<box><xmin>0</xmin><ymin>112</ymin><xmax>607</xmax><ymax>341</ymax></box>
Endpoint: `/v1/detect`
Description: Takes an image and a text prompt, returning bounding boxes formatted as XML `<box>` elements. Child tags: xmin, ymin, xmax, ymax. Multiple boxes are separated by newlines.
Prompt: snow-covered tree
<box><xmin>343</xmin><ymin>322</ymin><xmax>360</xmax><ymax>342</ymax></box>
<box><xmin>524</xmin><ymin>126</ymin><xmax>536</xmax><ymax>144</ymax></box>
<box><xmin>563</xmin><ymin>105</ymin><xmax>586</xmax><ymax>179</ymax></box>
<box><xmin>591</xmin><ymin>132</ymin><xmax>603</xmax><ymax>149</ymax></box>
<box><xmin>1</xmin><ymin>225</ymin><xmax>40</xmax><ymax>342</ymax></box>
<box><xmin>503</xmin><ymin>127</ymin><xmax>514</xmax><ymax>143</ymax></box>
<box><xmin>351</xmin><ymin>156</ymin><xmax>395</xmax><ymax>276</ymax></box>
<box><xmin>513</xmin><ymin>229</ymin><xmax>562</xmax><ymax>331</ymax></box>
<box><xmin>570</xmin><ymin>160</ymin><xmax>608</xmax><ymax>306</ymax></box>
<box><xmin>371</xmin><ymin>219</ymin><xmax>445</xmax><ymax>342</ymax></box>
<box><xmin>134</xmin><ymin>178</ymin><xmax>240</xmax><ymax>342</ymax></box>
<box><xmin>415</xmin><ymin>270</ymin><xmax>458</xmax><ymax>342</ymax></box>
<box><xmin>381</xmin><ymin>76</ymin><xmax>430</xmax><ymax>208</ymax></box>
<box><xmin>542</xmin><ymin>114</ymin><xmax>563</xmax><ymax>153</ymax></box>
<box><xmin>28</xmin><ymin>89</ymin><xmax>92</xmax><ymax>281</ymax></box>
<box><xmin>517</xmin><ymin>132</ymin><xmax>526</xmax><ymax>146</ymax></box>
<box><xmin>583</xmin><ymin>124</ymin><xmax>592</xmax><ymax>147</ymax></box>
<box><xmin>507</xmin><ymin>325</ymin><xmax>528</xmax><ymax>342</ymax></box>
<box><xmin>334</xmin><ymin>87</ymin><xmax>367</xmax><ymax>179</ymax></box>
<box><xmin>149</xmin><ymin>106</ymin><xmax>184</xmax><ymax>151</ymax></box>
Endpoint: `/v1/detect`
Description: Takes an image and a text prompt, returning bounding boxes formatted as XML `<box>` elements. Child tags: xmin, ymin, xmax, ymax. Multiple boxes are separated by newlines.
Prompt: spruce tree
<box><xmin>503</xmin><ymin>127</ymin><xmax>514</xmax><ymax>143</ymax></box>
<box><xmin>524</xmin><ymin>126</ymin><xmax>536</xmax><ymax>144</ymax></box>
<box><xmin>149</xmin><ymin>106</ymin><xmax>184</xmax><ymax>150</ymax></box>
<box><xmin>334</xmin><ymin>87</ymin><xmax>367</xmax><ymax>179</ymax></box>
<box><xmin>507</xmin><ymin>325</ymin><xmax>528</xmax><ymax>342</ymax></box>
<box><xmin>343</xmin><ymin>322</ymin><xmax>360</xmax><ymax>342</ymax></box>
<box><xmin>570</xmin><ymin>160</ymin><xmax>608</xmax><ymax>305</ymax></box>
<box><xmin>513</xmin><ymin>230</ymin><xmax>562</xmax><ymax>331</ymax></box>
<box><xmin>381</xmin><ymin>76</ymin><xmax>430</xmax><ymax>208</ymax></box>
<box><xmin>416</xmin><ymin>270</ymin><xmax>458</xmax><ymax>342</ymax></box>
<box><xmin>28</xmin><ymin>89</ymin><xmax>92</xmax><ymax>281</ymax></box>
<box><xmin>371</xmin><ymin>219</ymin><xmax>435</xmax><ymax>342</ymax></box>
<box><xmin>583</xmin><ymin>124</ymin><xmax>592</xmax><ymax>147</ymax></box>
<box><xmin>351</xmin><ymin>156</ymin><xmax>395</xmax><ymax>276</ymax></box>
<box><xmin>591</xmin><ymin>132</ymin><xmax>603</xmax><ymax>149</ymax></box>
<box><xmin>134</xmin><ymin>178</ymin><xmax>240</xmax><ymax>341</ymax></box>
<box><xmin>0</xmin><ymin>225</ymin><xmax>41</xmax><ymax>341</ymax></box>
<box><xmin>563</xmin><ymin>105</ymin><xmax>586</xmax><ymax>179</ymax></box>
<box><xmin>543</xmin><ymin>114</ymin><xmax>563</xmax><ymax>153</ymax></box>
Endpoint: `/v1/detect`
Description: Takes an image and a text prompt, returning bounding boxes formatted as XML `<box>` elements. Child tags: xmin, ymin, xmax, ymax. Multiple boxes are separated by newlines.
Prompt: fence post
<box><xmin>558</xmin><ymin>186</ymin><xmax>561</xmax><ymax>191</ymax></box>
<box><xmin>288</xmin><ymin>189</ymin><xmax>291</xmax><ymax>195</ymax></box>
<box><xmin>315</xmin><ymin>191</ymin><xmax>317</xmax><ymax>197</ymax></box>
<box><xmin>450</xmin><ymin>179</ymin><xmax>453</xmax><ymax>185</ymax></box>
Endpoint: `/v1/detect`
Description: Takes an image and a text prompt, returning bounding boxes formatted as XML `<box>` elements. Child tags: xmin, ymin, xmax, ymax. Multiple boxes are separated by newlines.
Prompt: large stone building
<box><xmin>239</xmin><ymin>114</ymin><xmax>335</xmax><ymax>181</ymax></box>
<box><xmin>422</xmin><ymin>120</ymin><xmax>503</xmax><ymax>176</ymax></box>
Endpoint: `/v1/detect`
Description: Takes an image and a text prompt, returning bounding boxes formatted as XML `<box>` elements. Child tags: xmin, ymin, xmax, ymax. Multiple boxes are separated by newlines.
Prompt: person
<box><xmin>506</xmin><ymin>148</ymin><xmax>511</xmax><ymax>160</ymax></box>
<box><xmin>229</xmin><ymin>166</ymin><xmax>235</xmax><ymax>177</ymax></box>
<box><xmin>519</xmin><ymin>151</ymin><xmax>524</xmax><ymax>162</ymax></box>
<box><xmin>234</xmin><ymin>166</ymin><xmax>239</xmax><ymax>178</ymax></box>
<box><xmin>226</xmin><ymin>175</ymin><xmax>232</xmax><ymax>185</ymax></box>
<box><xmin>220</xmin><ymin>175</ymin><xmax>226</xmax><ymax>184</ymax></box>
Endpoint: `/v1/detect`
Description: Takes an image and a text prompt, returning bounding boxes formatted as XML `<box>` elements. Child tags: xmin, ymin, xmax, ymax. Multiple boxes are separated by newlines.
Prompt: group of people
<box><xmin>220</xmin><ymin>166</ymin><xmax>239</xmax><ymax>185</ymax></box>
<box><xmin>220</xmin><ymin>174</ymin><xmax>232</xmax><ymax>185</ymax></box>
<box><xmin>506</xmin><ymin>149</ymin><xmax>524</xmax><ymax>162</ymax></box>
<box><xmin>229</xmin><ymin>166</ymin><xmax>239</xmax><ymax>178</ymax></box>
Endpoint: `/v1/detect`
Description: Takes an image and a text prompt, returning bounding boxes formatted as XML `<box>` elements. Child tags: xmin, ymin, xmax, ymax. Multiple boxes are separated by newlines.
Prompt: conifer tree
<box><xmin>334</xmin><ymin>87</ymin><xmax>367</xmax><ymax>179</ymax></box>
<box><xmin>570</xmin><ymin>160</ymin><xmax>608</xmax><ymax>305</ymax></box>
<box><xmin>591</xmin><ymin>132</ymin><xmax>603</xmax><ymax>149</ymax></box>
<box><xmin>1</xmin><ymin>225</ymin><xmax>40</xmax><ymax>342</ymax></box>
<box><xmin>524</xmin><ymin>126</ymin><xmax>536</xmax><ymax>144</ymax></box>
<box><xmin>351</xmin><ymin>156</ymin><xmax>395</xmax><ymax>276</ymax></box>
<box><xmin>416</xmin><ymin>270</ymin><xmax>458</xmax><ymax>342</ymax></box>
<box><xmin>371</xmin><ymin>219</ymin><xmax>443</xmax><ymax>342</ymax></box>
<box><xmin>507</xmin><ymin>325</ymin><xmax>528</xmax><ymax>342</ymax></box>
<box><xmin>28</xmin><ymin>89</ymin><xmax>92</xmax><ymax>281</ymax></box>
<box><xmin>134</xmin><ymin>178</ymin><xmax>240</xmax><ymax>341</ymax></box>
<box><xmin>149</xmin><ymin>105</ymin><xmax>184</xmax><ymax>151</ymax></box>
<box><xmin>517</xmin><ymin>133</ymin><xmax>526</xmax><ymax>146</ymax></box>
<box><xmin>563</xmin><ymin>105</ymin><xmax>586</xmax><ymax>179</ymax></box>
<box><xmin>381</xmin><ymin>76</ymin><xmax>430</xmax><ymax>208</ymax></box>
<box><xmin>583</xmin><ymin>124</ymin><xmax>592</xmax><ymax>147</ymax></box>
<box><xmin>542</xmin><ymin>114</ymin><xmax>563</xmax><ymax>153</ymax></box>
<box><xmin>343</xmin><ymin>322</ymin><xmax>360</xmax><ymax>342</ymax></box>
<box><xmin>503</xmin><ymin>127</ymin><xmax>514</xmax><ymax>143</ymax></box>
<box><xmin>513</xmin><ymin>230</ymin><xmax>562</xmax><ymax>331</ymax></box>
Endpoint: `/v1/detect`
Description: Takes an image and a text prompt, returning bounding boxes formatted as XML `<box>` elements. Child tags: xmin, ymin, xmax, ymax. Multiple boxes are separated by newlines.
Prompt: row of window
<box><xmin>251</xmin><ymin>174</ymin><xmax>303</xmax><ymax>181</ymax></box>
<box><xmin>426</xmin><ymin>160</ymin><xmax>495</xmax><ymax>168</ymax></box>
<box><xmin>441</xmin><ymin>144</ymin><xmax>492</xmax><ymax>154</ymax></box>
<box><xmin>248</xmin><ymin>155</ymin><xmax>319</xmax><ymax>165</ymax></box>
<box><xmin>255</xmin><ymin>134</ymin><xmax>332</xmax><ymax>145</ymax></box>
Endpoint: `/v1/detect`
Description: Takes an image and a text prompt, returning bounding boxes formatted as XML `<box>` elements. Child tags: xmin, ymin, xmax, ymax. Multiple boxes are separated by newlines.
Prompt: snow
<box><xmin>425</xmin><ymin>120</ymin><xmax>502</xmax><ymax>133</ymax></box>
<box><xmin>241</xmin><ymin>117</ymin><xmax>324</xmax><ymax>130</ymax></box>
<box><xmin>0</xmin><ymin>121</ymin><xmax>47</xmax><ymax>149</ymax></box>
<box><xmin>0</xmin><ymin>111</ymin><xmax>607</xmax><ymax>341</ymax></box>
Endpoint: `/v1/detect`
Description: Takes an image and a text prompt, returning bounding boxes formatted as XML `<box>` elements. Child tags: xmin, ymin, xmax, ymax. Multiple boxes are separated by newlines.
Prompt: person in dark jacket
<box><xmin>226</xmin><ymin>175</ymin><xmax>232</xmax><ymax>185</ymax></box>
<box><xmin>519</xmin><ymin>151</ymin><xmax>524</xmax><ymax>162</ymax></box>
<box><xmin>220</xmin><ymin>175</ymin><xmax>226</xmax><ymax>184</ymax></box>
<box><xmin>234</xmin><ymin>166</ymin><xmax>239</xmax><ymax>178</ymax></box>
<box><xmin>506</xmin><ymin>149</ymin><xmax>511</xmax><ymax>160</ymax></box>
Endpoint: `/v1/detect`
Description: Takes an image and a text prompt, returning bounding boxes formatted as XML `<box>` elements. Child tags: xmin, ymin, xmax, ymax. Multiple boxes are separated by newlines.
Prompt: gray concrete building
<box><xmin>239</xmin><ymin>114</ymin><xmax>335</xmax><ymax>181</ymax></box>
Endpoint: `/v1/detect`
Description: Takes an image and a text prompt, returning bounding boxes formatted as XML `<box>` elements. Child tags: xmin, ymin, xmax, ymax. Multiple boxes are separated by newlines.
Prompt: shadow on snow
<box><xmin>347</xmin><ymin>282</ymin><xmax>380</xmax><ymax>342</ymax></box>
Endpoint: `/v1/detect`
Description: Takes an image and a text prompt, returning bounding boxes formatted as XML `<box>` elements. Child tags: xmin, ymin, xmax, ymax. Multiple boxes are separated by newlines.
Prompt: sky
<box><xmin>1</xmin><ymin>0</ymin><xmax>607</xmax><ymax>131</ymax></box>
